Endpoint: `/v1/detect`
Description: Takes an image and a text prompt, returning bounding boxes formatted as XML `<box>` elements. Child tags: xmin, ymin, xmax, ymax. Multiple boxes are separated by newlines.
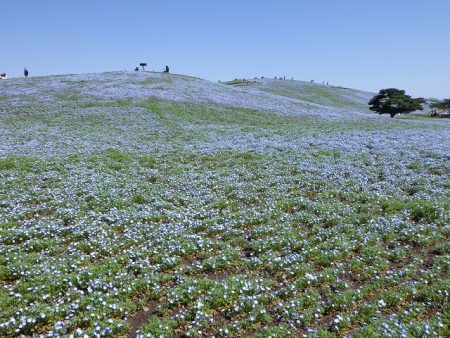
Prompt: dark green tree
<box><xmin>430</xmin><ymin>98</ymin><xmax>450</xmax><ymax>111</ymax></box>
<box><xmin>368</xmin><ymin>88</ymin><xmax>425</xmax><ymax>118</ymax></box>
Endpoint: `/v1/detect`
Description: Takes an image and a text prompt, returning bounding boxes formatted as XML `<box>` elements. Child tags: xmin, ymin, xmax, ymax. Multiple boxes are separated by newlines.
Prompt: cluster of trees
<box><xmin>369</xmin><ymin>89</ymin><xmax>450</xmax><ymax>118</ymax></box>
<box><xmin>369</xmin><ymin>88</ymin><xmax>425</xmax><ymax>118</ymax></box>
<box><xmin>430</xmin><ymin>98</ymin><xmax>450</xmax><ymax>111</ymax></box>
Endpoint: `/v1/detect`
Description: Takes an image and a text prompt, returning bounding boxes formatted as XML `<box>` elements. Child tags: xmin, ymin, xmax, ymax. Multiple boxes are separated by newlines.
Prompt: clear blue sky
<box><xmin>1</xmin><ymin>0</ymin><xmax>449</xmax><ymax>98</ymax></box>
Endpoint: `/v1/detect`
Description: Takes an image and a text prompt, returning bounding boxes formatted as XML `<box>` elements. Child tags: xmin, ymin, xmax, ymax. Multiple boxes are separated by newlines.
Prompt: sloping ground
<box><xmin>1</xmin><ymin>72</ymin><xmax>370</xmax><ymax>119</ymax></box>
<box><xmin>227</xmin><ymin>78</ymin><xmax>374</xmax><ymax>112</ymax></box>
<box><xmin>0</xmin><ymin>72</ymin><xmax>449</xmax><ymax>337</ymax></box>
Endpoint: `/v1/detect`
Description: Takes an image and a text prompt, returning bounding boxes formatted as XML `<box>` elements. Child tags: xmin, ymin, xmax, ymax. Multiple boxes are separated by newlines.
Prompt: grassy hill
<box><xmin>0</xmin><ymin>71</ymin><xmax>449</xmax><ymax>337</ymax></box>
<box><xmin>225</xmin><ymin>78</ymin><xmax>374</xmax><ymax>112</ymax></box>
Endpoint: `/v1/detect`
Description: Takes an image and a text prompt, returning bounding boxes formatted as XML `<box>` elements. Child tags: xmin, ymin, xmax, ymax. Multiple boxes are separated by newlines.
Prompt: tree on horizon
<box><xmin>369</xmin><ymin>88</ymin><xmax>425</xmax><ymax>118</ymax></box>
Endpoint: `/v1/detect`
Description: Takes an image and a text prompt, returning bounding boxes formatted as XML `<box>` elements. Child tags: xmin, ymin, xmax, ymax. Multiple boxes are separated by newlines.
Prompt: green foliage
<box><xmin>140</xmin><ymin>318</ymin><xmax>176</xmax><ymax>336</ymax></box>
<box><xmin>0</xmin><ymin>156</ymin><xmax>35</xmax><ymax>171</ymax></box>
<box><xmin>369</xmin><ymin>88</ymin><xmax>424</xmax><ymax>118</ymax></box>
<box><xmin>409</xmin><ymin>201</ymin><xmax>439</xmax><ymax>222</ymax></box>
<box><xmin>430</xmin><ymin>98</ymin><xmax>450</xmax><ymax>111</ymax></box>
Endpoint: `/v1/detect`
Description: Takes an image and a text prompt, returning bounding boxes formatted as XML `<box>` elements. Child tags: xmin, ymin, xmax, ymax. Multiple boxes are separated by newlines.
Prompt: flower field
<box><xmin>0</xmin><ymin>72</ymin><xmax>449</xmax><ymax>337</ymax></box>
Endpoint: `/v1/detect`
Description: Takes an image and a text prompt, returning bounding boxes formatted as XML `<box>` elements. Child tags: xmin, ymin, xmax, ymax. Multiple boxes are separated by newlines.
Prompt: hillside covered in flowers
<box><xmin>0</xmin><ymin>71</ymin><xmax>449</xmax><ymax>337</ymax></box>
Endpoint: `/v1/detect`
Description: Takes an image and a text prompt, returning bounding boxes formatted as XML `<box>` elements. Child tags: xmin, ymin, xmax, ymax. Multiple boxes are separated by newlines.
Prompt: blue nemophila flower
<box><xmin>1</xmin><ymin>71</ymin><xmax>448</xmax><ymax>337</ymax></box>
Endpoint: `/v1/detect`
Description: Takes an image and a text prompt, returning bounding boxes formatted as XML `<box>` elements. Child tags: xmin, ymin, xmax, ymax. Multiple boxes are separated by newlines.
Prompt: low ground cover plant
<box><xmin>0</xmin><ymin>72</ymin><xmax>449</xmax><ymax>337</ymax></box>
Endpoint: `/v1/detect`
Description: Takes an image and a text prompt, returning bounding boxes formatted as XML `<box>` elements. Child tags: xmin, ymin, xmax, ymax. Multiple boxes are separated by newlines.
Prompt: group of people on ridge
<box><xmin>0</xmin><ymin>68</ymin><xmax>29</xmax><ymax>80</ymax></box>
<box><xmin>134</xmin><ymin>65</ymin><xmax>170</xmax><ymax>74</ymax></box>
<box><xmin>2</xmin><ymin>65</ymin><xmax>175</xmax><ymax>80</ymax></box>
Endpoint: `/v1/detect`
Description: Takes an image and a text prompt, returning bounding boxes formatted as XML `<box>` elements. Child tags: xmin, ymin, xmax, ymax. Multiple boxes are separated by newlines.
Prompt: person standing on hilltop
<box><xmin>24</xmin><ymin>68</ymin><xmax>29</xmax><ymax>77</ymax></box>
